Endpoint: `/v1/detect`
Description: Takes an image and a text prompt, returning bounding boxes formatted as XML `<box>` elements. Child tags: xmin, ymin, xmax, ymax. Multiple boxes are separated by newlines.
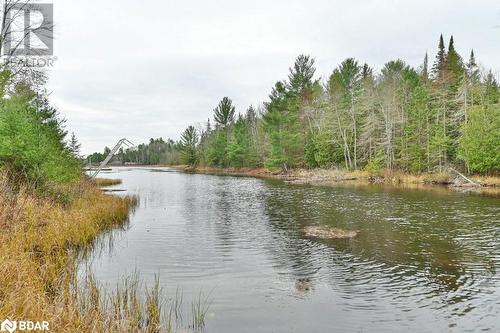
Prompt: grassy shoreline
<box><xmin>0</xmin><ymin>173</ymin><xmax>137</xmax><ymax>331</ymax></box>
<box><xmin>0</xmin><ymin>173</ymin><xmax>211</xmax><ymax>332</ymax></box>
<box><xmin>169</xmin><ymin>165</ymin><xmax>500</xmax><ymax>194</ymax></box>
<box><xmin>93</xmin><ymin>177</ymin><xmax>122</xmax><ymax>187</ymax></box>
<box><xmin>0</xmin><ymin>173</ymin><xmax>135</xmax><ymax>330</ymax></box>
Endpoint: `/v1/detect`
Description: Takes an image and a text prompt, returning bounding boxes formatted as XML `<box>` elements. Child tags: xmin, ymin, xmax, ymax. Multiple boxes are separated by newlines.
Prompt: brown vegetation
<box><xmin>0</xmin><ymin>170</ymin><xmax>211</xmax><ymax>332</ymax></box>
<box><xmin>94</xmin><ymin>177</ymin><xmax>122</xmax><ymax>187</ymax></box>
<box><xmin>171</xmin><ymin>165</ymin><xmax>500</xmax><ymax>193</ymax></box>
<box><xmin>0</xmin><ymin>171</ymin><xmax>143</xmax><ymax>331</ymax></box>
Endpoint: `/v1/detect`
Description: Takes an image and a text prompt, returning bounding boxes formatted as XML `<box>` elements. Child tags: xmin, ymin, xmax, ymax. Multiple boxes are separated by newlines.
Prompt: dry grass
<box><xmin>175</xmin><ymin>165</ymin><xmax>500</xmax><ymax>196</ymax></box>
<box><xmin>0</xmin><ymin>172</ymin><xmax>136</xmax><ymax>331</ymax></box>
<box><xmin>471</xmin><ymin>175</ymin><xmax>500</xmax><ymax>187</ymax></box>
<box><xmin>0</xmin><ymin>170</ymin><xmax>210</xmax><ymax>332</ymax></box>
<box><xmin>375</xmin><ymin>170</ymin><xmax>452</xmax><ymax>184</ymax></box>
<box><xmin>94</xmin><ymin>178</ymin><xmax>122</xmax><ymax>187</ymax></box>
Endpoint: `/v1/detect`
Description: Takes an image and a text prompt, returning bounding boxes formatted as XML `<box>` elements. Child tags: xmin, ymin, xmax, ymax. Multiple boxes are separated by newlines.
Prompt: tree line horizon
<box><xmin>89</xmin><ymin>35</ymin><xmax>500</xmax><ymax>174</ymax></box>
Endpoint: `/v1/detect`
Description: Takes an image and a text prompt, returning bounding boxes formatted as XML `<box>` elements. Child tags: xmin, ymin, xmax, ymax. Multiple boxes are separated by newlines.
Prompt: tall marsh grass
<box><xmin>0</xmin><ymin>171</ymin><xmax>209</xmax><ymax>332</ymax></box>
<box><xmin>94</xmin><ymin>178</ymin><xmax>122</xmax><ymax>187</ymax></box>
<box><xmin>75</xmin><ymin>270</ymin><xmax>210</xmax><ymax>333</ymax></box>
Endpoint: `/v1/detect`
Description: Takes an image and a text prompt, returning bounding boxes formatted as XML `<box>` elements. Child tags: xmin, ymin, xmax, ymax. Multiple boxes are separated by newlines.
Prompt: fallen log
<box><xmin>448</xmin><ymin>167</ymin><xmax>481</xmax><ymax>187</ymax></box>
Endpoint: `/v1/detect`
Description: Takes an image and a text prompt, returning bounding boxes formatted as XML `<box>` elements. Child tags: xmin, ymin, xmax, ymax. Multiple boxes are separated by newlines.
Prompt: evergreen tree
<box><xmin>263</xmin><ymin>55</ymin><xmax>317</xmax><ymax>170</ymax></box>
<box><xmin>429</xmin><ymin>35</ymin><xmax>454</xmax><ymax>167</ymax></box>
<box><xmin>0</xmin><ymin>84</ymin><xmax>80</xmax><ymax>184</ymax></box>
<box><xmin>68</xmin><ymin>132</ymin><xmax>82</xmax><ymax>159</ymax></box>
<box><xmin>97</xmin><ymin>34</ymin><xmax>500</xmax><ymax>176</ymax></box>
<box><xmin>287</xmin><ymin>54</ymin><xmax>316</xmax><ymax>95</ymax></box>
<box><xmin>446</xmin><ymin>35</ymin><xmax>464</xmax><ymax>81</ymax></box>
<box><xmin>432</xmin><ymin>34</ymin><xmax>448</xmax><ymax>81</ymax></box>
<box><xmin>458</xmin><ymin>105</ymin><xmax>500</xmax><ymax>173</ymax></box>
<box><xmin>262</xmin><ymin>81</ymin><xmax>294</xmax><ymax>169</ymax></box>
<box><xmin>400</xmin><ymin>74</ymin><xmax>431</xmax><ymax>172</ymax></box>
<box><xmin>483</xmin><ymin>71</ymin><xmax>500</xmax><ymax>104</ymax></box>
<box><xmin>206</xmin><ymin>128</ymin><xmax>229</xmax><ymax>167</ymax></box>
<box><xmin>214</xmin><ymin>97</ymin><xmax>236</xmax><ymax>127</ymax></box>
<box><xmin>207</xmin><ymin>97</ymin><xmax>237</xmax><ymax>167</ymax></box>
<box><xmin>227</xmin><ymin>114</ymin><xmax>251</xmax><ymax>167</ymax></box>
<box><xmin>288</xmin><ymin>55</ymin><xmax>317</xmax><ymax>167</ymax></box>
<box><xmin>180</xmin><ymin>126</ymin><xmax>199</xmax><ymax>166</ymax></box>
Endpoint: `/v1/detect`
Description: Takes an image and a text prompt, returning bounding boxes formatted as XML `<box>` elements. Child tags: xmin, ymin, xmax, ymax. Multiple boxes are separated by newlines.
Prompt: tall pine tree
<box><xmin>180</xmin><ymin>126</ymin><xmax>199</xmax><ymax>166</ymax></box>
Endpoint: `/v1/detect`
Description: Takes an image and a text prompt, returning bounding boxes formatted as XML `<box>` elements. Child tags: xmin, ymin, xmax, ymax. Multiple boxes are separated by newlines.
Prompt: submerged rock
<box><xmin>295</xmin><ymin>278</ymin><xmax>313</xmax><ymax>294</ymax></box>
<box><xmin>303</xmin><ymin>226</ymin><xmax>359</xmax><ymax>239</ymax></box>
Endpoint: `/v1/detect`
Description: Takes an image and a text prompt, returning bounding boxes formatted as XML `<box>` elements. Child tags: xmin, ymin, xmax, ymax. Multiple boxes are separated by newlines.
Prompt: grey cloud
<box><xmin>47</xmin><ymin>0</ymin><xmax>500</xmax><ymax>154</ymax></box>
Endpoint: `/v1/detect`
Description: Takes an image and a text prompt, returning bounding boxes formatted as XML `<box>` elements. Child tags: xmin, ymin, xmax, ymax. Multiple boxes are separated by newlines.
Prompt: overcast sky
<box><xmin>46</xmin><ymin>0</ymin><xmax>500</xmax><ymax>155</ymax></box>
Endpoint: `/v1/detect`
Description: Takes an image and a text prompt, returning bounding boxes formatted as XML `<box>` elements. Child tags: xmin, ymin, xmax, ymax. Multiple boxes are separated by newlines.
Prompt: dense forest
<box><xmin>91</xmin><ymin>35</ymin><xmax>499</xmax><ymax>174</ymax></box>
<box><xmin>88</xmin><ymin>138</ymin><xmax>181</xmax><ymax>166</ymax></box>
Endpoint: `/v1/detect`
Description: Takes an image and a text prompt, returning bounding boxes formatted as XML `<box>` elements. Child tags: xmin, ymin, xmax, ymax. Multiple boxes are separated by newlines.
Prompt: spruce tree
<box><xmin>446</xmin><ymin>35</ymin><xmax>464</xmax><ymax>82</ymax></box>
<box><xmin>227</xmin><ymin>114</ymin><xmax>252</xmax><ymax>167</ymax></box>
<box><xmin>262</xmin><ymin>81</ymin><xmax>291</xmax><ymax>169</ymax></box>
<box><xmin>429</xmin><ymin>35</ymin><xmax>453</xmax><ymax>167</ymax></box>
<box><xmin>432</xmin><ymin>34</ymin><xmax>447</xmax><ymax>81</ymax></box>
<box><xmin>68</xmin><ymin>132</ymin><xmax>81</xmax><ymax>159</ymax></box>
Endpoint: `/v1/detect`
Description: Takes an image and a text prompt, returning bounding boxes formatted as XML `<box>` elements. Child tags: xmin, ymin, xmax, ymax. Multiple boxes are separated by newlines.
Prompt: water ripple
<box><xmin>84</xmin><ymin>168</ymin><xmax>500</xmax><ymax>332</ymax></box>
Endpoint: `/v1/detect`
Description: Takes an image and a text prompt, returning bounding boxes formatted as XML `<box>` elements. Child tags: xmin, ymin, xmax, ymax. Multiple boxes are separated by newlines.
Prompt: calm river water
<box><xmin>86</xmin><ymin>167</ymin><xmax>500</xmax><ymax>332</ymax></box>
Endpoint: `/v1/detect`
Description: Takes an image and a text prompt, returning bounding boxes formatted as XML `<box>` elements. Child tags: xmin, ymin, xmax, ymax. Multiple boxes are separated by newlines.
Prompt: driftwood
<box><xmin>448</xmin><ymin>167</ymin><xmax>481</xmax><ymax>187</ymax></box>
<box><xmin>303</xmin><ymin>226</ymin><xmax>359</xmax><ymax>239</ymax></box>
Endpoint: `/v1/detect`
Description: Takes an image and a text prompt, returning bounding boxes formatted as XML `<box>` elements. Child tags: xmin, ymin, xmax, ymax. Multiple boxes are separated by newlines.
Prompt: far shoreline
<box><xmin>101</xmin><ymin>164</ymin><xmax>500</xmax><ymax>197</ymax></box>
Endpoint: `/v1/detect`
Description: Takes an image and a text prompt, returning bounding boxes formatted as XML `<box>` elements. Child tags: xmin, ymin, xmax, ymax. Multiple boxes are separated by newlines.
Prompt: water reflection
<box><xmin>262</xmin><ymin>181</ymin><xmax>500</xmax><ymax>327</ymax></box>
<box><xmin>86</xmin><ymin>168</ymin><xmax>500</xmax><ymax>332</ymax></box>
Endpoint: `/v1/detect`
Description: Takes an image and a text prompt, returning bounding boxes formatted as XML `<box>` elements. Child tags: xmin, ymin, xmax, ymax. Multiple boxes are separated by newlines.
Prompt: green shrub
<box><xmin>458</xmin><ymin>105</ymin><xmax>500</xmax><ymax>173</ymax></box>
<box><xmin>365</xmin><ymin>158</ymin><xmax>383</xmax><ymax>175</ymax></box>
<box><xmin>0</xmin><ymin>88</ymin><xmax>81</xmax><ymax>186</ymax></box>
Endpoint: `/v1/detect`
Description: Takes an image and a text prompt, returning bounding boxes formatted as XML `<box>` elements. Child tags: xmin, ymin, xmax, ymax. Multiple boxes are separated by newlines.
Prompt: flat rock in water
<box><xmin>303</xmin><ymin>226</ymin><xmax>359</xmax><ymax>239</ymax></box>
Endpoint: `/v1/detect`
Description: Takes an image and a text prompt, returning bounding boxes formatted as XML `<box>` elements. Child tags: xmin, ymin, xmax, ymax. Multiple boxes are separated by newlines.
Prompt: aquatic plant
<box><xmin>94</xmin><ymin>178</ymin><xmax>122</xmax><ymax>187</ymax></box>
<box><xmin>0</xmin><ymin>170</ymin><xmax>211</xmax><ymax>332</ymax></box>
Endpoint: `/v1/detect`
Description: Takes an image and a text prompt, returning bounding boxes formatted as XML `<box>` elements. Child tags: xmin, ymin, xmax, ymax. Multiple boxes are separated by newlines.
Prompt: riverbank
<box><xmin>87</xmin><ymin>165</ymin><xmax>500</xmax><ymax>332</ymax></box>
<box><xmin>0</xmin><ymin>172</ymin><xmax>148</xmax><ymax>331</ymax></box>
<box><xmin>171</xmin><ymin>165</ymin><xmax>500</xmax><ymax>195</ymax></box>
<box><xmin>0</xmin><ymin>171</ymin><xmax>212</xmax><ymax>332</ymax></box>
